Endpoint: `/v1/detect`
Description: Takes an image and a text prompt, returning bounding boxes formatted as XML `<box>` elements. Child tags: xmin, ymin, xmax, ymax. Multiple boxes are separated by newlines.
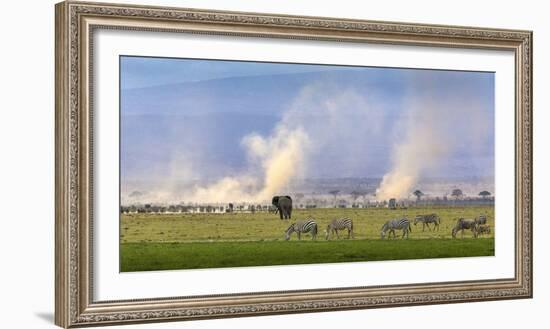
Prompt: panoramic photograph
<box><xmin>119</xmin><ymin>56</ymin><xmax>495</xmax><ymax>272</ymax></box>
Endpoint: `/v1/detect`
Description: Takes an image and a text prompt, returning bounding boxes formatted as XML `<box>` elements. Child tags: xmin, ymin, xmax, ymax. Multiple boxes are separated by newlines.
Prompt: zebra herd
<box><xmin>283</xmin><ymin>214</ymin><xmax>491</xmax><ymax>241</ymax></box>
<box><xmin>284</xmin><ymin>218</ymin><xmax>354</xmax><ymax>241</ymax></box>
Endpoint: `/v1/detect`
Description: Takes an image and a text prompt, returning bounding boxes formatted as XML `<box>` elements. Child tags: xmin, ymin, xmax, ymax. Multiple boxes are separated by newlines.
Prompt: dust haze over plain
<box><xmin>120</xmin><ymin>57</ymin><xmax>494</xmax><ymax>205</ymax></box>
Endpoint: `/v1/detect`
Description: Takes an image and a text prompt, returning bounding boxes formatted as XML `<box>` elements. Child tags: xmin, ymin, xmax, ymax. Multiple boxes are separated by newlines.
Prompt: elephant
<box><xmin>272</xmin><ymin>195</ymin><xmax>292</xmax><ymax>220</ymax></box>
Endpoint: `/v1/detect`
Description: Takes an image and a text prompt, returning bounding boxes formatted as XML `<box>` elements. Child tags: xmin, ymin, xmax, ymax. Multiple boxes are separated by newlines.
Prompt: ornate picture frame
<box><xmin>55</xmin><ymin>1</ymin><xmax>532</xmax><ymax>327</ymax></box>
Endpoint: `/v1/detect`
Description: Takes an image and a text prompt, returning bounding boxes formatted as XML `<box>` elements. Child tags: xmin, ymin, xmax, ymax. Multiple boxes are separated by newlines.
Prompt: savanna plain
<box><xmin>121</xmin><ymin>206</ymin><xmax>494</xmax><ymax>271</ymax></box>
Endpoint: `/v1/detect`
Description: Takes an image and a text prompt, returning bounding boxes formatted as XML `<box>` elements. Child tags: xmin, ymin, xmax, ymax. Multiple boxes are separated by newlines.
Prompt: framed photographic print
<box><xmin>55</xmin><ymin>1</ymin><xmax>533</xmax><ymax>327</ymax></box>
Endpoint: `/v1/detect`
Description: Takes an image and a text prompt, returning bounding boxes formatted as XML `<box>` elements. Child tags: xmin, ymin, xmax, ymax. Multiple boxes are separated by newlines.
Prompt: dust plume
<box><xmin>376</xmin><ymin>72</ymin><xmax>493</xmax><ymax>200</ymax></box>
<box><xmin>169</xmin><ymin>80</ymin><xmax>380</xmax><ymax>204</ymax></box>
<box><xmin>243</xmin><ymin>126</ymin><xmax>310</xmax><ymax>201</ymax></box>
<box><xmin>189</xmin><ymin>125</ymin><xmax>311</xmax><ymax>203</ymax></box>
<box><xmin>185</xmin><ymin>81</ymin><xmax>380</xmax><ymax>203</ymax></box>
<box><xmin>375</xmin><ymin>99</ymin><xmax>448</xmax><ymax>200</ymax></box>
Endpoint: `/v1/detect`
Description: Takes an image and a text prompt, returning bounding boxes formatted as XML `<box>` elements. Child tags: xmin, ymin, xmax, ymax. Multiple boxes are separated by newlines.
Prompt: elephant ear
<box><xmin>272</xmin><ymin>196</ymin><xmax>279</xmax><ymax>204</ymax></box>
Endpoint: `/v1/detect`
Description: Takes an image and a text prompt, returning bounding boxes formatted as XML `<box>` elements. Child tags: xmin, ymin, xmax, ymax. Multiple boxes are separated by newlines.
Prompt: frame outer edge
<box><xmin>526</xmin><ymin>31</ymin><xmax>533</xmax><ymax>298</ymax></box>
<box><xmin>55</xmin><ymin>1</ymin><xmax>71</xmax><ymax>328</ymax></box>
<box><xmin>55</xmin><ymin>1</ymin><xmax>533</xmax><ymax>326</ymax></box>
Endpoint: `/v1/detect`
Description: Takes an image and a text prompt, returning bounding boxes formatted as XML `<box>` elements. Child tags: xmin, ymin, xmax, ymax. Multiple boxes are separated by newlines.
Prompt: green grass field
<box><xmin>120</xmin><ymin>206</ymin><xmax>494</xmax><ymax>271</ymax></box>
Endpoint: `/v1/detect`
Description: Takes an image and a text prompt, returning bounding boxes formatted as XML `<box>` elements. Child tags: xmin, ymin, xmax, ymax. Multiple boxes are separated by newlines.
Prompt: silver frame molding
<box><xmin>55</xmin><ymin>1</ymin><xmax>533</xmax><ymax>327</ymax></box>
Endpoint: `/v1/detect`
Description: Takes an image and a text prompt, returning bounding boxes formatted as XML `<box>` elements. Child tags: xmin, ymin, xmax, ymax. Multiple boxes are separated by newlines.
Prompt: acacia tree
<box><xmin>479</xmin><ymin>191</ymin><xmax>491</xmax><ymax>199</ymax></box>
<box><xmin>413</xmin><ymin>190</ymin><xmax>424</xmax><ymax>202</ymax></box>
<box><xmin>451</xmin><ymin>189</ymin><xmax>463</xmax><ymax>200</ymax></box>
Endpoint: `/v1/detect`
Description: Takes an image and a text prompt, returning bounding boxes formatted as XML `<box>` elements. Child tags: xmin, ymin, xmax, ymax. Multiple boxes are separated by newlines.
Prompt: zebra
<box><xmin>285</xmin><ymin>219</ymin><xmax>318</xmax><ymax>241</ymax></box>
<box><xmin>414</xmin><ymin>213</ymin><xmax>441</xmax><ymax>232</ymax></box>
<box><xmin>325</xmin><ymin>218</ymin><xmax>354</xmax><ymax>240</ymax></box>
<box><xmin>380</xmin><ymin>218</ymin><xmax>411</xmax><ymax>239</ymax></box>
<box><xmin>451</xmin><ymin>218</ymin><xmax>478</xmax><ymax>238</ymax></box>
<box><xmin>475</xmin><ymin>215</ymin><xmax>488</xmax><ymax>225</ymax></box>
<box><xmin>476</xmin><ymin>224</ymin><xmax>491</xmax><ymax>236</ymax></box>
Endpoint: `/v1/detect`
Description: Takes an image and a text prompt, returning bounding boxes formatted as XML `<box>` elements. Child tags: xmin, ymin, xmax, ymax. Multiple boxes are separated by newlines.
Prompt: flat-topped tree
<box><xmin>479</xmin><ymin>191</ymin><xmax>491</xmax><ymax>199</ymax></box>
<box><xmin>413</xmin><ymin>190</ymin><xmax>424</xmax><ymax>202</ymax></box>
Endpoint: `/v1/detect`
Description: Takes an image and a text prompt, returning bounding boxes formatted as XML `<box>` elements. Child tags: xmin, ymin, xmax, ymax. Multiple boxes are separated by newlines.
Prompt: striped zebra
<box><xmin>414</xmin><ymin>213</ymin><xmax>441</xmax><ymax>232</ymax></box>
<box><xmin>325</xmin><ymin>218</ymin><xmax>354</xmax><ymax>240</ymax></box>
<box><xmin>451</xmin><ymin>218</ymin><xmax>478</xmax><ymax>238</ymax></box>
<box><xmin>475</xmin><ymin>215</ymin><xmax>488</xmax><ymax>225</ymax></box>
<box><xmin>380</xmin><ymin>218</ymin><xmax>411</xmax><ymax>239</ymax></box>
<box><xmin>285</xmin><ymin>219</ymin><xmax>318</xmax><ymax>241</ymax></box>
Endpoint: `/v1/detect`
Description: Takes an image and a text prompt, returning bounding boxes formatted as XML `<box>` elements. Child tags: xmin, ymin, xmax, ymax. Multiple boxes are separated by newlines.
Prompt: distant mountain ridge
<box><xmin>121</xmin><ymin>69</ymin><xmax>403</xmax><ymax>116</ymax></box>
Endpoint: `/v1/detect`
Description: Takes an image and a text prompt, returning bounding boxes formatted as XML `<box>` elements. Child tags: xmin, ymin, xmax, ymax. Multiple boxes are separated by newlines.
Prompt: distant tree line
<box><xmin>121</xmin><ymin>189</ymin><xmax>493</xmax><ymax>214</ymax></box>
<box><xmin>120</xmin><ymin>203</ymin><xmax>278</xmax><ymax>214</ymax></box>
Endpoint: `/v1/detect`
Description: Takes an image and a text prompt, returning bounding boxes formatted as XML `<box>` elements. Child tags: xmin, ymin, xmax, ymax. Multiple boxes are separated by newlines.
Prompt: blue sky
<box><xmin>121</xmin><ymin>56</ymin><xmax>354</xmax><ymax>89</ymax></box>
<box><xmin>120</xmin><ymin>56</ymin><xmax>495</xmax><ymax>200</ymax></box>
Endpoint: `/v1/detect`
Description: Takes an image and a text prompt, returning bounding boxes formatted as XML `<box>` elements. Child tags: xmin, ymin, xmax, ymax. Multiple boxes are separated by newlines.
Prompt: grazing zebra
<box><xmin>325</xmin><ymin>218</ymin><xmax>354</xmax><ymax>240</ymax></box>
<box><xmin>380</xmin><ymin>218</ymin><xmax>411</xmax><ymax>239</ymax></box>
<box><xmin>285</xmin><ymin>219</ymin><xmax>318</xmax><ymax>241</ymax></box>
<box><xmin>475</xmin><ymin>215</ymin><xmax>488</xmax><ymax>225</ymax></box>
<box><xmin>414</xmin><ymin>213</ymin><xmax>441</xmax><ymax>232</ymax></box>
<box><xmin>451</xmin><ymin>218</ymin><xmax>478</xmax><ymax>238</ymax></box>
<box><xmin>476</xmin><ymin>224</ymin><xmax>491</xmax><ymax>236</ymax></box>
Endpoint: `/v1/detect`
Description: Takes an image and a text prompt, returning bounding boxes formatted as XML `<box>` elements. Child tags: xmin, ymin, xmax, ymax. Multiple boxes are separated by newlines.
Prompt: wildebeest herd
<box><xmin>283</xmin><ymin>213</ymin><xmax>491</xmax><ymax>241</ymax></box>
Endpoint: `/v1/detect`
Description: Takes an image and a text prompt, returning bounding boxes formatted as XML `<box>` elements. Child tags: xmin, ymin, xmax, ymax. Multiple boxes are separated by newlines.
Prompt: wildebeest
<box><xmin>451</xmin><ymin>218</ymin><xmax>478</xmax><ymax>238</ymax></box>
<box><xmin>475</xmin><ymin>215</ymin><xmax>488</xmax><ymax>225</ymax></box>
<box><xmin>476</xmin><ymin>224</ymin><xmax>491</xmax><ymax>236</ymax></box>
